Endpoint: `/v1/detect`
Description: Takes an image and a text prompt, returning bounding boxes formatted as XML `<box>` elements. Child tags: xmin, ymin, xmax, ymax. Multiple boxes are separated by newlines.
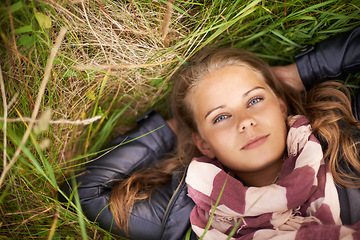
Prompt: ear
<box><xmin>192</xmin><ymin>133</ymin><xmax>216</xmax><ymax>159</ymax></box>
<box><xmin>278</xmin><ymin>98</ymin><xmax>288</xmax><ymax>119</ymax></box>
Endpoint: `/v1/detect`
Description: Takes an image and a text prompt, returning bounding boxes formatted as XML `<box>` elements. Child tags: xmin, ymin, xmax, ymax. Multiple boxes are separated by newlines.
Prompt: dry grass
<box><xmin>1</xmin><ymin>0</ymin><xmax>198</xmax><ymax>238</ymax></box>
<box><xmin>0</xmin><ymin>0</ymin><xmax>359</xmax><ymax>239</ymax></box>
<box><xmin>46</xmin><ymin>0</ymin><xmax>196</xmax><ymax>158</ymax></box>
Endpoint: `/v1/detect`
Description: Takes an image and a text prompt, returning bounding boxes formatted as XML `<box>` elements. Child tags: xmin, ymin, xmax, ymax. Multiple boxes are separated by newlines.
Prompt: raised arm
<box><xmin>272</xmin><ymin>26</ymin><xmax>360</xmax><ymax>91</ymax></box>
<box><xmin>295</xmin><ymin>26</ymin><xmax>360</xmax><ymax>90</ymax></box>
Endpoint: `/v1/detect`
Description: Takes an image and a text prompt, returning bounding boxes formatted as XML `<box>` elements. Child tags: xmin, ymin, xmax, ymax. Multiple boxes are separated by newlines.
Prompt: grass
<box><xmin>0</xmin><ymin>0</ymin><xmax>359</xmax><ymax>239</ymax></box>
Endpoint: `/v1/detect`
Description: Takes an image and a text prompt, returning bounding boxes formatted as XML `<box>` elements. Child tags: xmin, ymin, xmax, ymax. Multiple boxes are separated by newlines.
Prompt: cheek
<box><xmin>265</xmin><ymin>104</ymin><xmax>288</xmax><ymax>139</ymax></box>
<box><xmin>277</xmin><ymin>117</ymin><xmax>288</xmax><ymax>150</ymax></box>
<box><xmin>204</xmin><ymin>128</ymin><xmax>235</xmax><ymax>152</ymax></box>
<box><xmin>270</xmin><ymin>99</ymin><xmax>287</xmax><ymax>122</ymax></box>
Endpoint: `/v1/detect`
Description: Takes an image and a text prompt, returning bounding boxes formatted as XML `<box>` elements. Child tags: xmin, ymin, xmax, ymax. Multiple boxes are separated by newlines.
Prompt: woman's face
<box><xmin>191</xmin><ymin>65</ymin><xmax>288</xmax><ymax>181</ymax></box>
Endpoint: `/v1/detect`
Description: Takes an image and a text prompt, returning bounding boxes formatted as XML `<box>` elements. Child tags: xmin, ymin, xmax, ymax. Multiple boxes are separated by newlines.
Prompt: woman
<box><xmin>60</xmin><ymin>27</ymin><xmax>360</xmax><ymax>240</ymax></box>
<box><xmin>178</xmin><ymin>47</ymin><xmax>359</xmax><ymax>239</ymax></box>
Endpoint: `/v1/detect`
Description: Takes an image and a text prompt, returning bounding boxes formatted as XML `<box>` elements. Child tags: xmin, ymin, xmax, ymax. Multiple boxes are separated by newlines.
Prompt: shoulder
<box><xmin>336</xmin><ymin>183</ymin><xmax>360</xmax><ymax>225</ymax></box>
<box><xmin>335</xmin><ymin>127</ymin><xmax>360</xmax><ymax>225</ymax></box>
<box><xmin>128</xmin><ymin>171</ymin><xmax>195</xmax><ymax>240</ymax></box>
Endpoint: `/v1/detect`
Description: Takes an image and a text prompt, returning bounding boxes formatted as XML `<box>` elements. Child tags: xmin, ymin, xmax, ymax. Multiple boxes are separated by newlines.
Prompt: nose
<box><xmin>238</xmin><ymin>116</ymin><xmax>256</xmax><ymax>132</ymax></box>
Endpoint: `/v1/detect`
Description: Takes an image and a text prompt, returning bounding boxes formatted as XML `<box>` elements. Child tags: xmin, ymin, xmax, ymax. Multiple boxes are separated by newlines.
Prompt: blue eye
<box><xmin>248</xmin><ymin>97</ymin><xmax>263</xmax><ymax>107</ymax></box>
<box><xmin>214</xmin><ymin>115</ymin><xmax>229</xmax><ymax>124</ymax></box>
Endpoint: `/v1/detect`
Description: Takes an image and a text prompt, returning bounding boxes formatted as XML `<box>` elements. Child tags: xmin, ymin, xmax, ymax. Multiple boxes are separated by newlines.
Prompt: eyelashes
<box><xmin>213</xmin><ymin>114</ymin><xmax>230</xmax><ymax>124</ymax></box>
<box><xmin>247</xmin><ymin>96</ymin><xmax>264</xmax><ymax>107</ymax></box>
<box><xmin>212</xmin><ymin>96</ymin><xmax>264</xmax><ymax>124</ymax></box>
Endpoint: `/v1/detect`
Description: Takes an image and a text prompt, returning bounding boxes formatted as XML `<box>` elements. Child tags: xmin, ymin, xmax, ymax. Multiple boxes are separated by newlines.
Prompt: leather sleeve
<box><xmin>295</xmin><ymin>26</ymin><xmax>360</xmax><ymax>90</ymax></box>
<box><xmin>59</xmin><ymin>110</ymin><xmax>177</xmax><ymax>238</ymax></box>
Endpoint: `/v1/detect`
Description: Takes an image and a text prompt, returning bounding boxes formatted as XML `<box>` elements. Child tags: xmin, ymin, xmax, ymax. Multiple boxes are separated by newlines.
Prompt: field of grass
<box><xmin>0</xmin><ymin>0</ymin><xmax>359</xmax><ymax>239</ymax></box>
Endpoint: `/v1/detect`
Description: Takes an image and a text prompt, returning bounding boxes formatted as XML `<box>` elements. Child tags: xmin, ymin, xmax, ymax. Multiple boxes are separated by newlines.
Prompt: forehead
<box><xmin>195</xmin><ymin>65</ymin><xmax>267</xmax><ymax>94</ymax></box>
<box><xmin>188</xmin><ymin>65</ymin><xmax>270</xmax><ymax>113</ymax></box>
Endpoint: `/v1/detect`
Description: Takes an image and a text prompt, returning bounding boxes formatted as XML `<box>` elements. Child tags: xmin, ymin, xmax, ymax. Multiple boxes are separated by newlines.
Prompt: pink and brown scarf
<box><xmin>186</xmin><ymin>115</ymin><xmax>360</xmax><ymax>239</ymax></box>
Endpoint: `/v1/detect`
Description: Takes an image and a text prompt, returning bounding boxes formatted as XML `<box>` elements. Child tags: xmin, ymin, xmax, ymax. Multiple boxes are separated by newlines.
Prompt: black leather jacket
<box><xmin>60</xmin><ymin>111</ymin><xmax>193</xmax><ymax>240</ymax></box>
<box><xmin>60</xmin><ymin>26</ymin><xmax>360</xmax><ymax>239</ymax></box>
<box><xmin>295</xmin><ymin>26</ymin><xmax>360</xmax><ymax>91</ymax></box>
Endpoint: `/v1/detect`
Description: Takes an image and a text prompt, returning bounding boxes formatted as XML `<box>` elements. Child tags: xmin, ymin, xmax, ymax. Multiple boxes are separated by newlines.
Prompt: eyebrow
<box><xmin>204</xmin><ymin>86</ymin><xmax>265</xmax><ymax>119</ymax></box>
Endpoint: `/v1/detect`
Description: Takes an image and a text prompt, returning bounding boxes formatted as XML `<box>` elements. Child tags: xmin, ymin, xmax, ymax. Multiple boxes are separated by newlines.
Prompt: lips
<box><xmin>241</xmin><ymin>135</ymin><xmax>269</xmax><ymax>150</ymax></box>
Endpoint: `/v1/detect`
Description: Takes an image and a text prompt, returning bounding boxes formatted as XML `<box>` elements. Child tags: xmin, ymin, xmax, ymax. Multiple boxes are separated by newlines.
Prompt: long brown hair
<box><xmin>110</xmin><ymin>48</ymin><xmax>360</xmax><ymax>233</ymax></box>
<box><xmin>305</xmin><ymin>81</ymin><xmax>360</xmax><ymax>187</ymax></box>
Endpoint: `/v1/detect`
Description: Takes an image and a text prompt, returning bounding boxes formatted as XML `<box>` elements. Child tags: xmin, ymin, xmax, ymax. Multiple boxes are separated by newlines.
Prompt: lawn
<box><xmin>0</xmin><ymin>0</ymin><xmax>359</xmax><ymax>239</ymax></box>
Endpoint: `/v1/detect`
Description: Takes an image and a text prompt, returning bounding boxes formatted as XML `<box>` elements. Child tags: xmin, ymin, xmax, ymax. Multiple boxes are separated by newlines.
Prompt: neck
<box><xmin>234</xmin><ymin>157</ymin><xmax>284</xmax><ymax>187</ymax></box>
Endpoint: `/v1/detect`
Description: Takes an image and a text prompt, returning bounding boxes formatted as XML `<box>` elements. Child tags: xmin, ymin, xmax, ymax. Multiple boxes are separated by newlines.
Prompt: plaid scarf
<box><xmin>186</xmin><ymin>115</ymin><xmax>360</xmax><ymax>239</ymax></box>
